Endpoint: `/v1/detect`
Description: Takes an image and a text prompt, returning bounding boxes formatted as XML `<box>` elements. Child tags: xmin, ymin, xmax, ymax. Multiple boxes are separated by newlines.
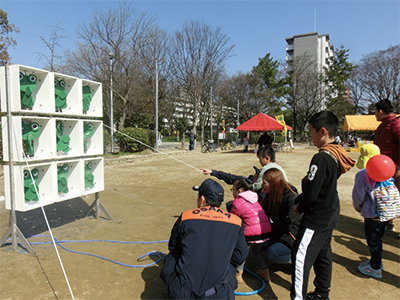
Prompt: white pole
<box><xmin>155</xmin><ymin>59</ymin><xmax>159</xmax><ymax>152</ymax></box>
<box><xmin>0</xmin><ymin>64</ymin><xmax>34</xmax><ymax>253</ymax></box>
<box><xmin>210</xmin><ymin>87</ymin><xmax>213</xmax><ymax>142</ymax></box>
<box><xmin>237</xmin><ymin>98</ymin><xmax>239</xmax><ymax>146</ymax></box>
<box><xmin>5</xmin><ymin>64</ymin><xmax>17</xmax><ymax>251</ymax></box>
<box><xmin>109</xmin><ymin>53</ymin><xmax>114</xmax><ymax>153</ymax></box>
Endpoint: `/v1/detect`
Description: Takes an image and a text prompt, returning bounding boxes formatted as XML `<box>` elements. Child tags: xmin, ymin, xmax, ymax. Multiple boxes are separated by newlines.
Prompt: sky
<box><xmin>1</xmin><ymin>0</ymin><xmax>399</xmax><ymax>76</ymax></box>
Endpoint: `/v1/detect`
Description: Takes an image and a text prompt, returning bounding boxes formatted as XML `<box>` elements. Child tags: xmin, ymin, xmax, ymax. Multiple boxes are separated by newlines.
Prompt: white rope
<box><xmin>9</xmin><ymin>118</ymin><xmax>75</xmax><ymax>300</ymax></box>
<box><xmin>104</xmin><ymin>124</ymin><xmax>202</xmax><ymax>173</ymax></box>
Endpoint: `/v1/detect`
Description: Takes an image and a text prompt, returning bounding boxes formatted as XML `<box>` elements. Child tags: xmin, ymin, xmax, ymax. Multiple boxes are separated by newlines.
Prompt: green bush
<box><xmin>146</xmin><ymin>129</ymin><xmax>156</xmax><ymax>149</ymax></box>
<box><xmin>115</xmin><ymin>127</ymin><xmax>148</xmax><ymax>153</ymax></box>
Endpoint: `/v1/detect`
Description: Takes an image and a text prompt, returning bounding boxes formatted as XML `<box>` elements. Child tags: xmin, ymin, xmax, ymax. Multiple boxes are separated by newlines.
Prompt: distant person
<box><xmin>258</xmin><ymin>132</ymin><xmax>272</xmax><ymax>149</ymax></box>
<box><xmin>229</xmin><ymin>178</ymin><xmax>272</xmax><ymax>283</ymax></box>
<box><xmin>160</xmin><ymin>178</ymin><xmax>248</xmax><ymax>299</ymax></box>
<box><xmin>374</xmin><ymin>99</ymin><xmax>400</xmax><ymax>232</ymax></box>
<box><xmin>189</xmin><ymin>130</ymin><xmax>196</xmax><ymax>151</ymax></box>
<box><xmin>243</xmin><ymin>135</ymin><xmax>249</xmax><ymax>153</ymax></box>
<box><xmin>260</xmin><ymin>168</ymin><xmax>301</xmax><ymax>276</ymax></box>
<box><xmin>291</xmin><ymin>111</ymin><xmax>355</xmax><ymax>300</ymax></box>
<box><xmin>158</xmin><ymin>132</ymin><xmax>162</xmax><ymax>146</ymax></box>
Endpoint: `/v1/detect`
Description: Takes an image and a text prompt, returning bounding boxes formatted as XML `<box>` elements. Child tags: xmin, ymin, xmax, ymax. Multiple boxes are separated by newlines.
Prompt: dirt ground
<box><xmin>0</xmin><ymin>144</ymin><xmax>399</xmax><ymax>300</ymax></box>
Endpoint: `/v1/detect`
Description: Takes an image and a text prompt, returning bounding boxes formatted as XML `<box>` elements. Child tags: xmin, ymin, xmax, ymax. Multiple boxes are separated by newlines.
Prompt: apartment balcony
<box><xmin>286</xmin><ymin>55</ymin><xmax>294</xmax><ymax>62</ymax></box>
<box><xmin>286</xmin><ymin>44</ymin><xmax>294</xmax><ymax>51</ymax></box>
<box><xmin>285</xmin><ymin>65</ymin><xmax>294</xmax><ymax>74</ymax></box>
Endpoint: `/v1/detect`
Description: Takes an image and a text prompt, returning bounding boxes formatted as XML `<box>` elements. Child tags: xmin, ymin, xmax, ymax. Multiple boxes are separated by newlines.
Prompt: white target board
<box><xmin>1</xmin><ymin>64</ymin><xmax>104</xmax><ymax>211</ymax></box>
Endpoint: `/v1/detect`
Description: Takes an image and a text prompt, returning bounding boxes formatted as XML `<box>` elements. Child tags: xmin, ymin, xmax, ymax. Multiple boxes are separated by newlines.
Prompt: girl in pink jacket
<box><xmin>230</xmin><ymin>178</ymin><xmax>272</xmax><ymax>283</ymax></box>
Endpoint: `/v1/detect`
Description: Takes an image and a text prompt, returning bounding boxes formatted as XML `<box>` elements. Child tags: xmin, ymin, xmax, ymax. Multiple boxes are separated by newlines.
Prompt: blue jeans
<box><xmin>262</xmin><ymin>240</ymin><xmax>292</xmax><ymax>266</ymax></box>
<box><xmin>189</xmin><ymin>140</ymin><xmax>195</xmax><ymax>150</ymax></box>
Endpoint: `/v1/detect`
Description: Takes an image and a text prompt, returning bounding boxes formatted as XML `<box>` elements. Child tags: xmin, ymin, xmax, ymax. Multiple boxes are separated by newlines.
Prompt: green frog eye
<box><xmin>32</xmin><ymin>169</ymin><xmax>39</xmax><ymax>177</ymax></box>
<box><xmin>30</xmin><ymin>122</ymin><xmax>39</xmax><ymax>131</ymax></box>
<box><xmin>28</xmin><ymin>74</ymin><xmax>37</xmax><ymax>83</ymax></box>
<box><xmin>20</xmin><ymin>73</ymin><xmax>24</xmax><ymax>80</ymax></box>
<box><xmin>59</xmin><ymin>80</ymin><xmax>66</xmax><ymax>88</ymax></box>
<box><xmin>24</xmin><ymin>170</ymin><xmax>29</xmax><ymax>178</ymax></box>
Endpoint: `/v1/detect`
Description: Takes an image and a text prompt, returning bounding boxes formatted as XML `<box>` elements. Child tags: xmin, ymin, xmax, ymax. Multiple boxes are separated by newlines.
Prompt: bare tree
<box><xmin>347</xmin><ymin>66</ymin><xmax>367</xmax><ymax>114</ymax></box>
<box><xmin>136</xmin><ymin>27</ymin><xmax>172</xmax><ymax>130</ymax></box>
<box><xmin>169</xmin><ymin>20</ymin><xmax>234</xmax><ymax>146</ymax></box>
<box><xmin>36</xmin><ymin>22</ymin><xmax>69</xmax><ymax>72</ymax></box>
<box><xmin>286</xmin><ymin>52</ymin><xmax>325</xmax><ymax>139</ymax></box>
<box><xmin>357</xmin><ymin>45</ymin><xmax>400</xmax><ymax>111</ymax></box>
<box><xmin>218</xmin><ymin>72</ymin><xmax>268</xmax><ymax>129</ymax></box>
<box><xmin>65</xmin><ymin>2</ymin><xmax>168</xmax><ymax>130</ymax></box>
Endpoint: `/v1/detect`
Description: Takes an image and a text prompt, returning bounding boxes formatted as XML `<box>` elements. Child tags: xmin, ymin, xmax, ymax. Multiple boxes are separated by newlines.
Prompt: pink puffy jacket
<box><xmin>230</xmin><ymin>190</ymin><xmax>271</xmax><ymax>243</ymax></box>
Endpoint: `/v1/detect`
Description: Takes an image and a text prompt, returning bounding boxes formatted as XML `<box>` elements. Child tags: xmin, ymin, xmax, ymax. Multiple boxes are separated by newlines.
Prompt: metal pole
<box><xmin>109</xmin><ymin>53</ymin><xmax>114</xmax><ymax>153</ymax></box>
<box><xmin>5</xmin><ymin>64</ymin><xmax>17</xmax><ymax>251</ymax></box>
<box><xmin>155</xmin><ymin>59</ymin><xmax>159</xmax><ymax>152</ymax></box>
<box><xmin>236</xmin><ymin>98</ymin><xmax>239</xmax><ymax>152</ymax></box>
<box><xmin>210</xmin><ymin>87</ymin><xmax>212</xmax><ymax>142</ymax></box>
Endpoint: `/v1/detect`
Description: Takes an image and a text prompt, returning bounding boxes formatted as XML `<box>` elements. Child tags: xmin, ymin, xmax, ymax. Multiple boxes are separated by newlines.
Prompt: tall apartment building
<box><xmin>285</xmin><ymin>32</ymin><xmax>334</xmax><ymax>110</ymax></box>
<box><xmin>285</xmin><ymin>32</ymin><xmax>334</xmax><ymax>74</ymax></box>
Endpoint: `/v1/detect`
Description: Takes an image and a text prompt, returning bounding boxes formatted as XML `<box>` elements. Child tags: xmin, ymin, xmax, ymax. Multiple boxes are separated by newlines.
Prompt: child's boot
<box><xmin>236</xmin><ymin>269</ymin><xmax>244</xmax><ymax>284</ymax></box>
<box><xmin>256</xmin><ymin>267</ymin><xmax>270</xmax><ymax>282</ymax></box>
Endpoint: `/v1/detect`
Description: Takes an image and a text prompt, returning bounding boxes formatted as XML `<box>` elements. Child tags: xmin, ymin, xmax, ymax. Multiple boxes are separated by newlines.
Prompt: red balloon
<box><xmin>366</xmin><ymin>155</ymin><xmax>396</xmax><ymax>182</ymax></box>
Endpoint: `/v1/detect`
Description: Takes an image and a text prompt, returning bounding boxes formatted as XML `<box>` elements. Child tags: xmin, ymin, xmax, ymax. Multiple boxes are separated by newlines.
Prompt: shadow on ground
<box><xmin>2</xmin><ymin>197</ymin><xmax>90</xmax><ymax>238</ymax></box>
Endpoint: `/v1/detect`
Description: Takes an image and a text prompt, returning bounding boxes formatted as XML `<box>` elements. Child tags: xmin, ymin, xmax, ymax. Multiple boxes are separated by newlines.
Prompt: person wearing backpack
<box><xmin>352</xmin><ymin>152</ymin><xmax>400</xmax><ymax>279</ymax></box>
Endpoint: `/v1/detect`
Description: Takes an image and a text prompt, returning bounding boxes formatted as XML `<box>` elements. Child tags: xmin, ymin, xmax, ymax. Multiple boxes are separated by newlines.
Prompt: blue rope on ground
<box><xmin>4</xmin><ymin>235</ymin><xmax>265</xmax><ymax>295</ymax></box>
<box><xmin>5</xmin><ymin>234</ymin><xmax>168</xmax><ymax>268</ymax></box>
<box><xmin>234</xmin><ymin>267</ymin><xmax>266</xmax><ymax>296</ymax></box>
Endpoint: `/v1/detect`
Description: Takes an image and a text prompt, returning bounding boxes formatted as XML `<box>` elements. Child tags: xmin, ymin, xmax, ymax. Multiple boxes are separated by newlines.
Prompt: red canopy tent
<box><xmin>236</xmin><ymin>113</ymin><xmax>292</xmax><ymax>131</ymax></box>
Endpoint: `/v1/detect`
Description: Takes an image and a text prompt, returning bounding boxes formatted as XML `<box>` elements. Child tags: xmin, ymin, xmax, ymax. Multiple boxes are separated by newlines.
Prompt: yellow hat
<box><xmin>356</xmin><ymin>144</ymin><xmax>380</xmax><ymax>169</ymax></box>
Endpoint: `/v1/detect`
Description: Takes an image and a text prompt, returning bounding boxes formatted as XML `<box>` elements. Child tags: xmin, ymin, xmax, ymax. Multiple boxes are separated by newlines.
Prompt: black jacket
<box><xmin>295</xmin><ymin>151</ymin><xmax>341</xmax><ymax>231</ymax></box>
<box><xmin>264</xmin><ymin>187</ymin><xmax>302</xmax><ymax>249</ymax></box>
<box><xmin>210</xmin><ymin>170</ymin><xmax>244</xmax><ymax>185</ymax></box>
<box><xmin>165</xmin><ymin>206</ymin><xmax>248</xmax><ymax>296</ymax></box>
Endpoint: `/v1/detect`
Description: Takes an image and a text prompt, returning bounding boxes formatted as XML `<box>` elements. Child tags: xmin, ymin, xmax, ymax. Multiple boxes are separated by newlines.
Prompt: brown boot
<box><xmin>236</xmin><ymin>269</ymin><xmax>244</xmax><ymax>284</ymax></box>
<box><xmin>256</xmin><ymin>267</ymin><xmax>270</xmax><ymax>282</ymax></box>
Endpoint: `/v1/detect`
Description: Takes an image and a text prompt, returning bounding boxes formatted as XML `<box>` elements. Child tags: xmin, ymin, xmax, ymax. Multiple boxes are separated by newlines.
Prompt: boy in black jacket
<box><xmin>290</xmin><ymin>111</ymin><xmax>355</xmax><ymax>300</ymax></box>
